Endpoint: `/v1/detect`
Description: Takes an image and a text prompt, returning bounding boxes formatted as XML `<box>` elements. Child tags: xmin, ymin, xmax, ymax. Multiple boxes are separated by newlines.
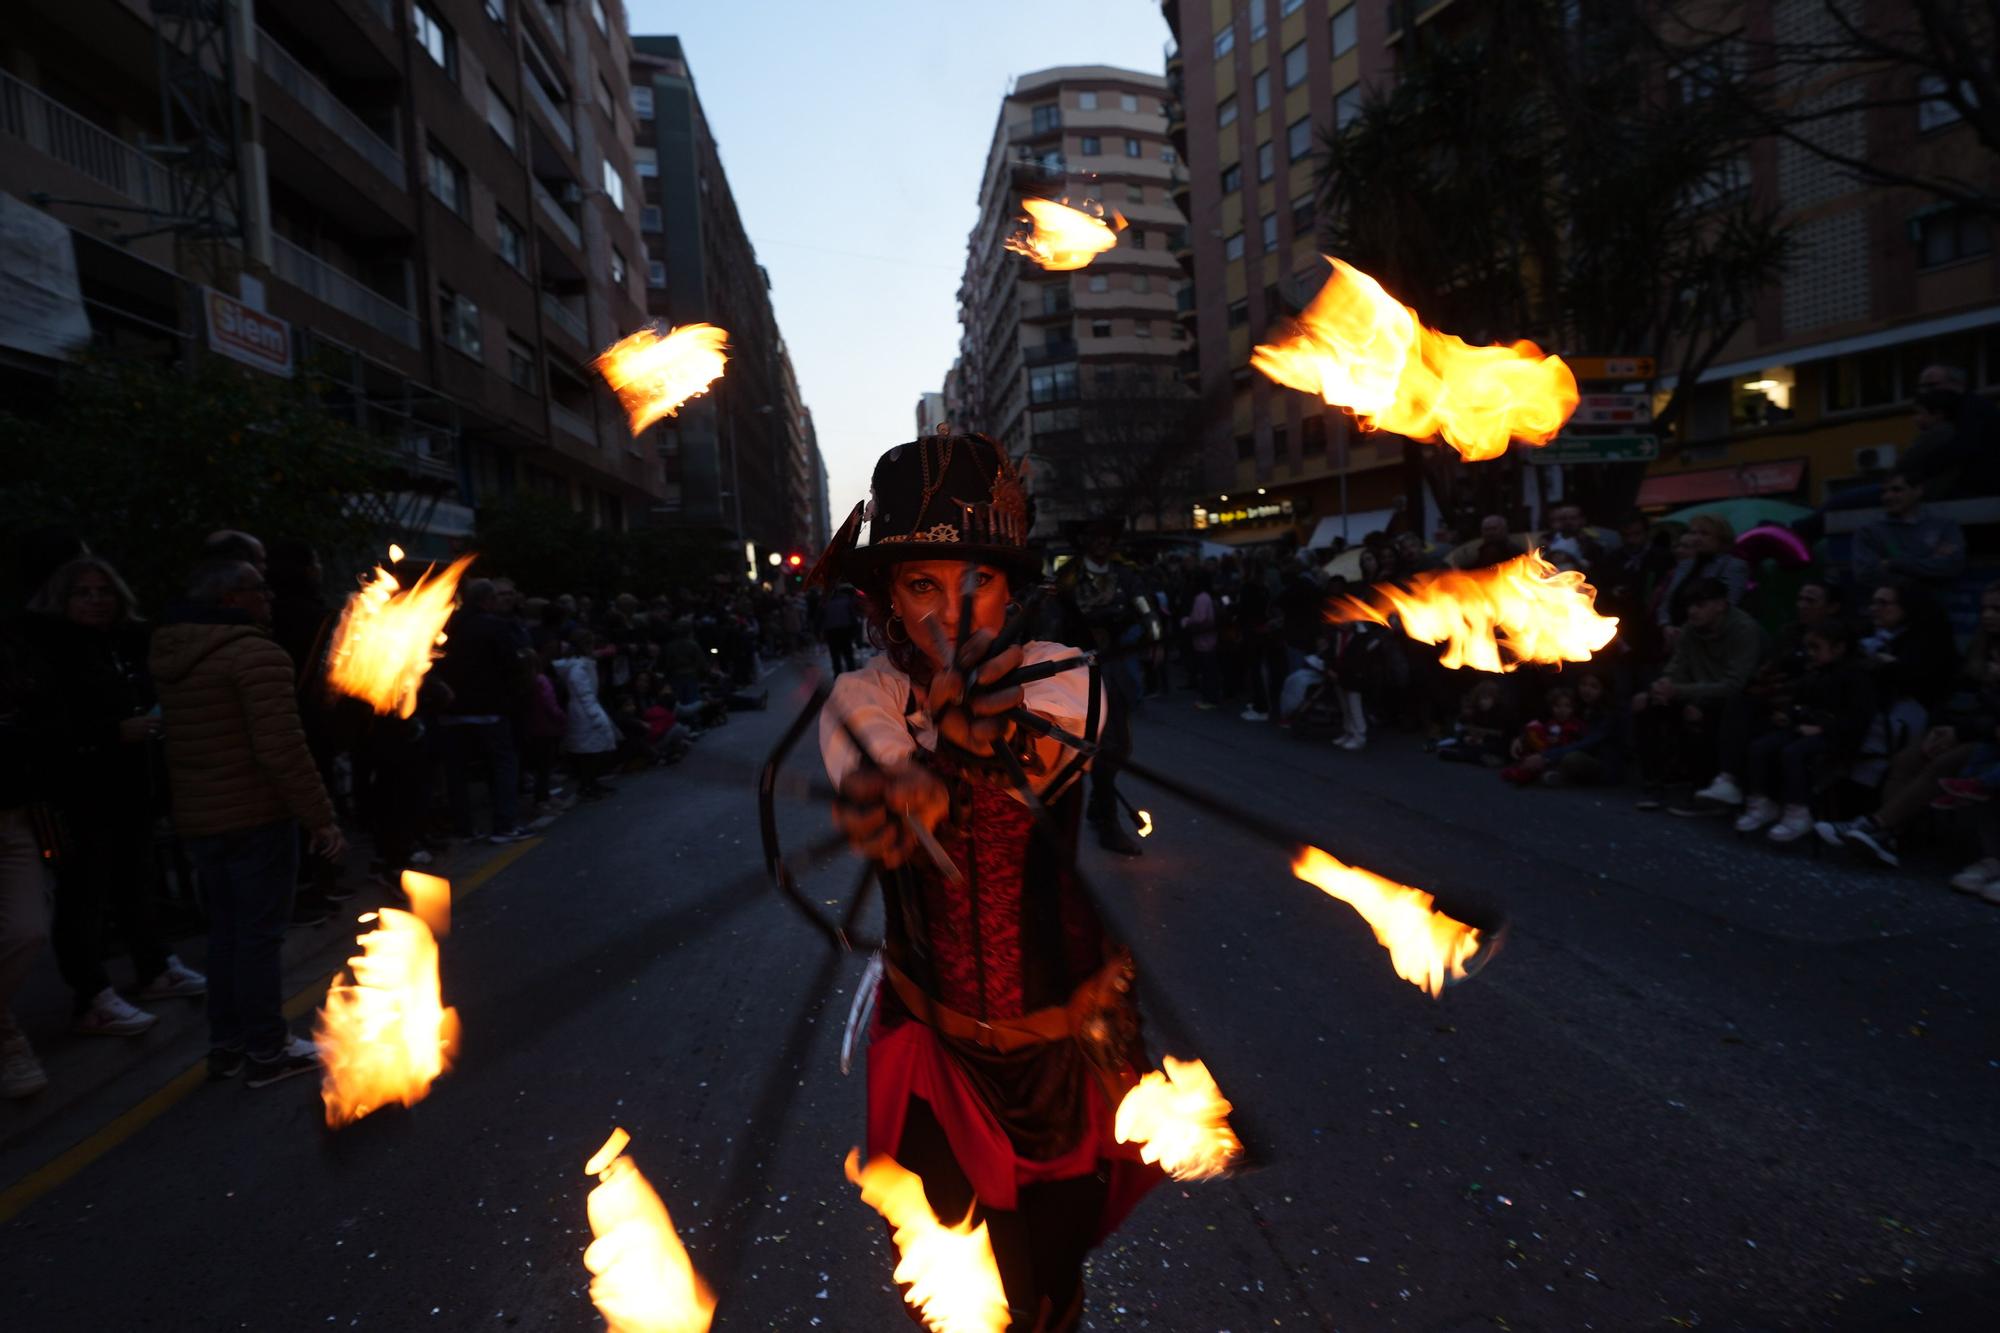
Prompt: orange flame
<box><xmin>1114</xmin><ymin>1056</ymin><xmax>1243</xmax><ymax>1181</ymax></box>
<box><xmin>1251</xmin><ymin>257</ymin><xmax>1579</xmax><ymax>460</ymax></box>
<box><xmin>1135</xmin><ymin>809</ymin><xmax>1154</xmax><ymax>839</ymax></box>
<box><xmin>1004</xmin><ymin>197</ymin><xmax>1126</xmax><ymax>271</ymax></box>
<box><xmin>401</xmin><ymin>870</ymin><xmax>452</xmax><ymax>937</ymax></box>
<box><xmin>583</xmin><ymin>1128</ymin><xmax>717</xmax><ymax>1333</ymax></box>
<box><xmin>1292</xmin><ymin>846</ymin><xmax>1483</xmax><ymax>997</ymax></box>
<box><xmin>1327</xmin><ymin>550</ymin><xmax>1617</xmax><ymax>673</ymax></box>
<box><xmin>844</xmin><ymin>1149</ymin><xmax>1009</xmax><ymax>1333</ymax></box>
<box><xmin>324</xmin><ymin>552</ymin><xmax>473</xmax><ymax>719</ymax></box>
<box><xmin>596</xmin><ymin>323</ymin><xmax>731</xmax><ymax>435</ymax></box>
<box><xmin>315</xmin><ymin>896</ymin><xmax>459</xmax><ymax>1127</ymax></box>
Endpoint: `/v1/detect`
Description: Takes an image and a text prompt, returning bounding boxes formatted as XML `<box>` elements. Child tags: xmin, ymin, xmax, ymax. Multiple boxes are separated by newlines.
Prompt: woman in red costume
<box><xmin>819</xmin><ymin>432</ymin><xmax>1160</xmax><ymax>1331</ymax></box>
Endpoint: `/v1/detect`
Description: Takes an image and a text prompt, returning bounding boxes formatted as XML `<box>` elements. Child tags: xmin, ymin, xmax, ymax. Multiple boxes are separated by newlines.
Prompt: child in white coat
<box><xmin>554</xmin><ymin>629</ymin><xmax>617</xmax><ymax>799</ymax></box>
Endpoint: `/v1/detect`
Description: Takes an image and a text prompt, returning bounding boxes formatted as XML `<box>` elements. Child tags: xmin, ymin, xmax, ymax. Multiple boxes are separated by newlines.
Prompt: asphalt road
<box><xmin>3</xmin><ymin>658</ymin><xmax>1997</xmax><ymax>1332</ymax></box>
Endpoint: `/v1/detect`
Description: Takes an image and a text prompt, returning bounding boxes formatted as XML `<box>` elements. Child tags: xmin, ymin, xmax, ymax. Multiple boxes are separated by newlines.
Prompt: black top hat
<box><xmin>809</xmin><ymin>433</ymin><xmax>1038</xmax><ymax>587</ymax></box>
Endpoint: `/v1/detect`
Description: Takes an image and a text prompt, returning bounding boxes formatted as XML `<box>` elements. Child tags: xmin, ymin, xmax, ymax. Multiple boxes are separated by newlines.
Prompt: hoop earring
<box><xmin>886</xmin><ymin>615</ymin><xmax>910</xmax><ymax>646</ymax></box>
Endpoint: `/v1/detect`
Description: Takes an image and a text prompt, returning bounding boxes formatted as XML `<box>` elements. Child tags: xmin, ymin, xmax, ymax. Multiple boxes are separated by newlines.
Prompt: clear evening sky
<box><xmin>625</xmin><ymin>0</ymin><xmax>1170</xmax><ymax>533</ymax></box>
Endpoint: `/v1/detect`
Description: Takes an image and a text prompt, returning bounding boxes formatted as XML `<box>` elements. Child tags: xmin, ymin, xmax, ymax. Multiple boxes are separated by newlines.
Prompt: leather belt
<box><xmin>883</xmin><ymin>954</ymin><xmax>1130</xmax><ymax>1054</ymax></box>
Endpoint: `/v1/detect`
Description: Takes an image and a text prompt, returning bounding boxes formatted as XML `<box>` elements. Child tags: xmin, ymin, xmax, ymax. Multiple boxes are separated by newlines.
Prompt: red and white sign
<box><xmin>203</xmin><ymin>286</ymin><xmax>292</xmax><ymax>377</ymax></box>
<box><xmin>1571</xmin><ymin>392</ymin><xmax>1651</xmax><ymax>426</ymax></box>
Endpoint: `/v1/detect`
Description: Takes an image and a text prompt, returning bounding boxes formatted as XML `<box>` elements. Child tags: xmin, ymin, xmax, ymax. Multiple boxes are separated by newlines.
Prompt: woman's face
<box><xmin>887</xmin><ymin>560</ymin><xmax>1011</xmax><ymax>672</ymax></box>
<box><xmin>1870</xmin><ymin>586</ymin><xmax>1904</xmax><ymax>629</ymax></box>
<box><xmin>65</xmin><ymin>570</ymin><xmax>119</xmax><ymax>630</ymax></box>
<box><xmin>1692</xmin><ymin>523</ymin><xmax>1723</xmax><ymax>556</ymax></box>
<box><xmin>1577</xmin><ymin>674</ymin><xmax>1605</xmax><ymax>707</ymax></box>
<box><xmin>1674</xmin><ymin>532</ymin><xmax>1700</xmax><ymax>561</ymax></box>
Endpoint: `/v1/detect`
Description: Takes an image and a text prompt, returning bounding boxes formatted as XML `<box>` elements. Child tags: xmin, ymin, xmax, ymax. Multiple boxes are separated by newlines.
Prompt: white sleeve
<box><xmin>1019</xmin><ymin>640</ymin><xmax>1096</xmax><ymax>735</ymax></box>
<box><xmin>819</xmin><ymin>662</ymin><xmax>918</xmax><ymax>789</ymax></box>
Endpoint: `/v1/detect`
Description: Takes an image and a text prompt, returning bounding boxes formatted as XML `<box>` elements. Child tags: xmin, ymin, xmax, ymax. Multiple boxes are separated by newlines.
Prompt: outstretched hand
<box><xmin>833</xmin><ymin>762</ymin><xmax>949</xmax><ymax>868</ymax></box>
<box><xmin>926</xmin><ymin>628</ymin><xmax>1023</xmax><ymax>756</ymax></box>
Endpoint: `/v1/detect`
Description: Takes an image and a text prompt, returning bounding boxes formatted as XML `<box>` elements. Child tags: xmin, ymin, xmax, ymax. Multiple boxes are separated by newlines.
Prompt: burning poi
<box><xmin>595</xmin><ymin>322</ymin><xmax>731</xmax><ymax>435</ymax></box>
<box><xmin>1327</xmin><ymin>550</ymin><xmax>1619</xmax><ymax>673</ymax></box>
<box><xmin>583</xmin><ymin>1129</ymin><xmax>716</xmax><ymax>1333</ymax></box>
<box><xmin>323</xmin><ymin>548</ymin><xmax>472</xmax><ymax>718</ymax></box>
<box><xmin>1252</xmin><ymin>256</ymin><xmax>1579</xmax><ymax>460</ymax></box>
<box><xmin>1004</xmin><ymin>197</ymin><xmax>1126</xmax><ymax>271</ymax></box>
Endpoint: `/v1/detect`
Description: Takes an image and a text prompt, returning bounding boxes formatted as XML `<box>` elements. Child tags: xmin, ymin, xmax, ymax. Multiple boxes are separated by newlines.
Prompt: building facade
<box><xmin>0</xmin><ymin>0</ymin><xmax>663</xmax><ymax>550</ymax></box>
<box><xmin>630</xmin><ymin>34</ymin><xmax>822</xmax><ymax>569</ymax></box>
<box><xmin>955</xmin><ymin>64</ymin><xmax>1193</xmax><ymax>534</ymax></box>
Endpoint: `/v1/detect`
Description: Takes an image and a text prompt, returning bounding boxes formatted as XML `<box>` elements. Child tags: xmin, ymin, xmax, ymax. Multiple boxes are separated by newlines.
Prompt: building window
<box><xmin>1081</xmin><ymin>135</ymin><xmax>1102</xmax><ymax>155</ymax></box>
<box><xmin>1221</xmin><ymin>163</ymin><xmax>1242</xmax><ymax>193</ymax></box>
<box><xmin>1261</xmin><ymin>211</ymin><xmax>1278</xmax><ymax>249</ymax></box>
<box><xmin>602</xmin><ymin>158</ymin><xmax>625</xmax><ymax>210</ymax></box>
<box><xmin>486</xmin><ymin>84</ymin><xmax>517</xmax><ymax>148</ymax></box>
<box><xmin>1250</xmin><ymin>0</ymin><xmax>1269</xmax><ymax>39</ymax></box>
<box><xmin>1133</xmin><ymin>273</ymin><xmax>1150</xmax><ymax>293</ymax></box>
<box><xmin>1032</xmin><ymin>103</ymin><xmax>1062</xmax><ymax>133</ymax></box>
<box><xmin>1254</xmin><ymin>70</ymin><xmax>1271</xmax><ymax>113</ymax></box>
<box><xmin>1330</xmin><ymin>5</ymin><xmax>1357</xmax><ymax>57</ymax></box>
<box><xmin>507</xmin><ymin>336</ymin><xmax>536</xmax><ymax>390</ymax></box>
<box><xmin>1257</xmin><ymin>141</ymin><xmax>1274</xmax><ymax>181</ymax></box>
<box><xmin>496</xmin><ymin>209</ymin><xmax>524</xmax><ymax>270</ymax></box>
<box><xmin>590</xmin><ymin>0</ymin><xmax>607</xmax><ymax>34</ymax></box>
<box><xmin>647</xmin><ymin>260</ymin><xmax>667</xmax><ymax>289</ymax></box>
<box><xmin>1218</xmin><ymin>95</ymin><xmax>1238</xmax><ymax>128</ymax></box>
<box><xmin>1336</xmin><ymin>82</ymin><xmax>1363</xmax><ymax>129</ymax></box>
<box><xmin>1136</xmin><ymin>321</ymin><xmax>1153</xmax><ymax>339</ymax></box>
<box><xmin>413</xmin><ymin>3</ymin><xmax>455</xmax><ymax>79</ymax></box>
<box><xmin>1287</xmin><ymin>115</ymin><xmax>1311</xmax><ymax>158</ymax></box>
<box><xmin>439</xmin><ymin>284</ymin><xmax>480</xmax><ymax>357</ymax></box>
<box><xmin>1089</xmin><ymin>273</ymin><xmax>1110</xmax><ymax>292</ymax></box>
<box><xmin>1236</xmin><ymin>434</ymin><xmax>1255</xmax><ymax>460</ymax></box>
<box><xmin>641</xmin><ymin>204</ymin><xmax>662</xmax><ymax>232</ymax></box>
<box><xmin>1915</xmin><ymin>207</ymin><xmax>1991</xmax><ymax>268</ymax></box>
<box><xmin>1824</xmin><ymin>350</ymin><xmax>1899</xmax><ymax>413</ymax></box>
<box><xmin>1283</xmin><ymin>41</ymin><xmax>1307</xmax><ymax>89</ymax></box>
<box><xmin>485</xmin><ymin>0</ymin><xmax>506</xmax><ymax>24</ymax></box>
<box><xmin>1126</xmin><ymin>183</ymin><xmax>1144</xmax><ymax>204</ymax></box>
<box><xmin>1161</xmin><ymin>147</ymin><xmax>1178</xmax><ymax>163</ymax></box>
<box><xmin>1917</xmin><ymin>73</ymin><xmax>1968</xmax><ymax>132</ymax></box>
<box><xmin>1292</xmin><ymin>190</ymin><xmax>1316</xmax><ymax>228</ymax></box>
<box><xmin>1078</xmin><ymin>90</ymin><xmax>1098</xmax><ymax>110</ymax></box>
<box><xmin>1029</xmin><ymin>364</ymin><xmax>1078</xmax><ymax>404</ymax></box>
<box><xmin>1124</xmin><ymin>136</ymin><xmax>1141</xmax><ymax>157</ymax></box>
<box><xmin>597</xmin><ymin>74</ymin><xmax>615</xmax><ymax>117</ymax></box>
<box><xmin>426</xmin><ymin>141</ymin><xmax>465</xmax><ymax>214</ymax></box>
<box><xmin>636</xmin><ymin>157</ymin><xmax>658</xmax><ymax>178</ymax></box>
<box><xmin>1121</xmin><ymin>92</ymin><xmax>1138</xmax><ymax>112</ymax></box>
<box><xmin>610</xmin><ymin>246</ymin><xmax>627</xmax><ymax>284</ymax></box>
<box><xmin>1091</xmin><ymin>319</ymin><xmax>1112</xmax><ymax>338</ymax></box>
<box><xmin>1214</xmin><ymin>23</ymin><xmax>1234</xmax><ymax>59</ymax></box>
<box><xmin>632</xmin><ymin>85</ymin><xmax>654</xmax><ymax>118</ymax></box>
<box><xmin>1225</xmin><ymin>231</ymin><xmax>1245</xmax><ymax>261</ymax></box>
<box><xmin>1281</xmin><ymin>0</ymin><xmax>1304</xmax><ymax>13</ymax></box>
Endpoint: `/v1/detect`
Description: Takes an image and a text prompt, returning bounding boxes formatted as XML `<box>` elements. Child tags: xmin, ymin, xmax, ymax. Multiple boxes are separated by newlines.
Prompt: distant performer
<box><xmin>1055</xmin><ymin>516</ymin><xmax>1160</xmax><ymax>855</ymax></box>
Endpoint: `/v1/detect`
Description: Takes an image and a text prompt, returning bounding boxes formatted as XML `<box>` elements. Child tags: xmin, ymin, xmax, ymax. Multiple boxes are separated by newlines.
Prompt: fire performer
<box><xmin>817</xmin><ymin>432</ymin><xmax>1160</xmax><ymax>1331</ymax></box>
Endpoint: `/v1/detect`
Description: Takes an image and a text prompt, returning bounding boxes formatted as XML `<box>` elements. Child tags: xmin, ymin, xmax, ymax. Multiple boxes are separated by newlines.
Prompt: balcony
<box><xmin>1165</xmin><ymin>41</ymin><xmax>1183</xmax><ymax>77</ymax></box>
<box><xmin>532</xmin><ymin>0</ymin><xmax>570</xmax><ymax>51</ymax></box>
<box><xmin>0</xmin><ymin>70</ymin><xmax>174</xmax><ymax>211</ymax></box>
<box><xmin>541</xmin><ymin>290</ymin><xmax>588</xmax><ymax>345</ymax></box>
<box><xmin>255</xmin><ymin>27</ymin><xmax>404</xmax><ymax>187</ymax></box>
<box><xmin>551</xmin><ymin>401</ymin><xmax>595</xmax><ymax>442</ymax></box>
<box><xmin>533</xmin><ymin>178</ymin><xmax>582</xmax><ymax>248</ymax></box>
<box><xmin>524</xmin><ymin>72</ymin><xmax>575</xmax><ymax>154</ymax></box>
<box><xmin>1024</xmin><ymin>339</ymin><xmax>1078</xmax><ymax>366</ymax></box>
<box><xmin>1169</xmin><ymin>168</ymin><xmax>1190</xmax><ymax>210</ymax></box>
<box><xmin>272</xmin><ymin>234</ymin><xmax>419</xmax><ymax>348</ymax></box>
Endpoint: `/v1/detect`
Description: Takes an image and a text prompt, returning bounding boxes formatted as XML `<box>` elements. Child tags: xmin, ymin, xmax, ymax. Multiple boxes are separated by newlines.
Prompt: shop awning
<box><xmin>1637</xmin><ymin>458</ymin><xmax>1807</xmax><ymax>508</ymax></box>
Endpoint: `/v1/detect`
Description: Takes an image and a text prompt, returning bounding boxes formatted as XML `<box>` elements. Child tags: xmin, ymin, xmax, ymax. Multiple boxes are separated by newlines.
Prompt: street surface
<box><xmin>2</xmin><ymin>658</ymin><xmax>1997</xmax><ymax>1331</ymax></box>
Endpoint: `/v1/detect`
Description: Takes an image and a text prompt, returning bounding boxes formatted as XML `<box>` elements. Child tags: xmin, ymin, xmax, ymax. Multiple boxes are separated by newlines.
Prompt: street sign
<box><xmin>1571</xmin><ymin>392</ymin><xmax>1653</xmax><ymax>426</ymax></box>
<box><xmin>1567</xmin><ymin>355</ymin><xmax>1655</xmax><ymax>380</ymax></box>
<box><xmin>1527</xmin><ymin>433</ymin><xmax>1660</xmax><ymax>464</ymax></box>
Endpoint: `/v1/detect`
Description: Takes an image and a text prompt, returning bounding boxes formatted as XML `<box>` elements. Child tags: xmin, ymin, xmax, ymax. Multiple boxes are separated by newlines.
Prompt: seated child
<box><xmin>1501</xmin><ymin>686</ymin><xmax>1585</xmax><ymax>784</ymax></box>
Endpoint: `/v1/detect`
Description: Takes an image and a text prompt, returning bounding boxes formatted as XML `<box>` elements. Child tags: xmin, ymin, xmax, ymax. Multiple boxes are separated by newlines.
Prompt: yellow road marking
<box><xmin>0</xmin><ymin>837</ymin><xmax>542</xmax><ymax>1224</ymax></box>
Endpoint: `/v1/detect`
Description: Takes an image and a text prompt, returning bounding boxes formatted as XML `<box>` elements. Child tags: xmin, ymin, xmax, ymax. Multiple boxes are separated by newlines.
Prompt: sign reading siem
<box><xmin>203</xmin><ymin>286</ymin><xmax>293</xmax><ymax>377</ymax></box>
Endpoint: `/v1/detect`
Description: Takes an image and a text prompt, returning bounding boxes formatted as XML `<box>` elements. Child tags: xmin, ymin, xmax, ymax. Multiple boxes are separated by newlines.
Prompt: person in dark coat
<box><xmin>268</xmin><ymin>538</ymin><xmax>348</xmax><ymax>918</ymax></box>
<box><xmin>1730</xmin><ymin>619</ymin><xmax>1877</xmax><ymax>843</ymax></box>
<box><xmin>435</xmin><ymin>578</ymin><xmax>531</xmax><ymax>842</ymax></box>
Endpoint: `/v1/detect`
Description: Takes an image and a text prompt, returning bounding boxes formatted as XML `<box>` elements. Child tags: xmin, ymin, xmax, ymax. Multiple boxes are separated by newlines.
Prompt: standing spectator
<box><xmin>1730</xmin><ymin>619</ymin><xmax>1876</xmax><ymax>842</ymax></box>
<box><xmin>151</xmin><ymin>558</ymin><xmax>343</xmax><ymax>1087</ymax></box>
<box><xmin>201</xmin><ymin>529</ymin><xmax>267</xmax><ymax>575</ymax></box>
<box><xmin>661</xmin><ymin>615</ymin><xmax>707</xmax><ymax>715</ymax></box>
<box><xmin>435</xmin><ymin>578</ymin><xmax>532</xmax><ymax>844</ymax></box>
<box><xmin>28</xmin><ymin>558</ymin><xmax>203</xmax><ymax>1036</ymax></box>
<box><xmin>0</xmin><ymin>629</ymin><xmax>53</xmax><ymax>1097</ymax></box>
<box><xmin>1182</xmin><ymin>570</ymin><xmax>1220</xmax><ymax>709</ymax></box>
<box><xmin>554</xmin><ymin>629</ymin><xmax>618</xmax><ymax>800</ymax></box>
<box><xmin>1235</xmin><ymin>559</ymin><xmax>1281</xmax><ymax>722</ymax></box>
<box><xmin>1461</xmin><ymin>515</ymin><xmax>1524</xmax><ymax>569</ymax></box>
<box><xmin>821</xmin><ymin>582</ymin><xmax>860</xmax><ymax>675</ymax></box>
<box><xmin>1851</xmin><ymin>471</ymin><xmax>1966</xmax><ymax>593</ymax></box>
<box><xmin>1661</xmin><ymin>515</ymin><xmax>1751</xmax><ymax>627</ymax></box>
<box><xmin>1543</xmin><ymin>504</ymin><xmax>1606</xmax><ymax>580</ymax></box>
<box><xmin>1632</xmin><ymin>579</ymin><xmax>1765</xmax><ymax>810</ymax></box>
<box><xmin>1393</xmin><ymin>530</ymin><xmax>1444</xmax><ymax>577</ymax></box>
<box><xmin>524</xmin><ymin>651</ymin><xmax>567</xmax><ymax>810</ymax></box>
<box><xmin>268</xmin><ymin>539</ymin><xmax>348</xmax><ymax>919</ymax></box>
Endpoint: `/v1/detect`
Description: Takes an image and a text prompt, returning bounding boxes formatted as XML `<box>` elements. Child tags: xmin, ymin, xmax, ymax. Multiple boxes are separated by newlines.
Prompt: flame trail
<box><xmin>596</xmin><ymin>323</ymin><xmax>731</xmax><ymax>434</ymax></box>
<box><xmin>1114</xmin><ymin>1056</ymin><xmax>1242</xmax><ymax>1181</ymax></box>
<box><xmin>583</xmin><ymin>1129</ymin><xmax>716</xmax><ymax>1333</ymax></box>
<box><xmin>1326</xmin><ymin>550</ymin><xmax>1617</xmax><ymax>673</ymax></box>
<box><xmin>845</xmin><ymin>1149</ymin><xmax>1009</xmax><ymax>1333</ymax></box>
<box><xmin>324</xmin><ymin>553</ymin><xmax>472</xmax><ymax>718</ymax></box>
<box><xmin>1252</xmin><ymin>257</ymin><xmax>1578</xmax><ymax>460</ymax></box>
<box><xmin>315</xmin><ymin>894</ymin><xmax>459</xmax><ymax>1127</ymax></box>
<box><xmin>1292</xmin><ymin>846</ymin><xmax>1483</xmax><ymax>997</ymax></box>
<box><xmin>1004</xmin><ymin>198</ymin><xmax>1126</xmax><ymax>271</ymax></box>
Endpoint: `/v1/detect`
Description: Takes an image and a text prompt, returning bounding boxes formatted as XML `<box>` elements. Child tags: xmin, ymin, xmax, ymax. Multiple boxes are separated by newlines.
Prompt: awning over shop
<box><xmin>1636</xmin><ymin>458</ymin><xmax>1807</xmax><ymax>509</ymax></box>
<box><xmin>1306</xmin><ymin>508</ymin><xmax>1395</xmax><ymax>549</ymax></box>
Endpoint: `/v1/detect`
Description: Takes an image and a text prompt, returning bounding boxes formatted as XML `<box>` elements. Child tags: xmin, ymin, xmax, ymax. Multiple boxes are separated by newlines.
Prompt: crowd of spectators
<box><xmin>0</xmin><ymin>524</ymin><xmax>818</xmax><ymax>1100</ymax></box>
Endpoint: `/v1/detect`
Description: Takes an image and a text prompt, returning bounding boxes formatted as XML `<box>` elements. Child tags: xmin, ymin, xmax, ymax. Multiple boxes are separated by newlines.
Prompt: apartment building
<box><xmin>1163</xmin><ymin>0</ymin><xmax>1394</xmax><ymax>548</ymax></box>
<box><xmin>955</xmin><ymin>65</ymin><xmax>1191</xmax><ymax>534</ymax></box>
<box><xmin>0</xmin><ymin>0</ymin><xmax>663</xmax><ymax>548</ymax></box>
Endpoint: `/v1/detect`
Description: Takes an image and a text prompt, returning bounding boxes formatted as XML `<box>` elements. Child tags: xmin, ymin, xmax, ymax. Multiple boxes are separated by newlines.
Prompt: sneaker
<box><xmin>1981</xmin><ymin>882</ymin><xmax>2000</xmax><ymax>906</ymax></box>
<box><xmin>207</xmin><ymin>1046</ymin><xmax>246</xmax><ymax>1080</ymax></box>
<box><xmin>1693</xmin><ymin>773</ymin><xmax>1745</xmax><ymax>806</ymax></box>
<box><xmin>1</xmin><ymin>1034</ymin><xmax>47</xmax><ymax>1099</ymax></box>
<box><xmin>135</xmin><ymin>955</ymin><xmax>207</xmax><ymax>1000</ymax></box>
<box><xmin>73</xmin><ymin>987</ymin><xmax>157</xmax><ymax>1037</ymax></box>
<box><xmin>488</xmin><ymin>826</ymin><xmax>534</xmax><ymax>844</ymax></box>
<box><xmin>1949</xmin><ymin>858</ymin><xmax>2000</xmax><ymax>893</ymax></box>
<box><xmin>1634</xmin><ymin>788</ymin><xmax>1666</xmax><ymax>812</ymax></box>
<box><xmin>408</xmin><ymin>848</ymin><xmax>436</xmax><ymax>867</ymax></box>
<box><xmin>1733</xmin><ymin>796</ymin><xmax>1781</xmax><ymax>833</ymax></box>
<box><xmin>1767</xmin><ymin>804</ymin><xmax>1814</xmax><ymax>843</ymax></box>
<box><xmin>1841</xmin><ymin>818</ymin><xmax>1900</xmax><ymax>867</ymax></box>
<box><xmin>1814</xmin><ymin>817</ymin><xmax>1856</xmax><ymax>848</ymax></box>
<box><xmin>1239</xmin><ymin>707</ymin><xmax>1269</xmax><ymax>722</ymax></box>
<box><xmin>1335</xmin><ymin>734</ymin><xmax>1366</xmax><ymax>751</ymax></box>
<box><xmin>245</xmin><ymin>1035</ymin><xmax>320</xmax><ymax>1089</ymax></box>
<box><xmin>1937</xmin><ymin>778</ymin><xmax>1993</xmax><ymax>802</ymax></box>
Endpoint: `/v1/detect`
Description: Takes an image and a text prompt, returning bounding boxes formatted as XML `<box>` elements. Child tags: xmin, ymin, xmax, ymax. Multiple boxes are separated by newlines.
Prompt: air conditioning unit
<box><xmin>1854</xmin><ymin>443</ymin><xmax>1898</xmax><ymax>474</ymax></box>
